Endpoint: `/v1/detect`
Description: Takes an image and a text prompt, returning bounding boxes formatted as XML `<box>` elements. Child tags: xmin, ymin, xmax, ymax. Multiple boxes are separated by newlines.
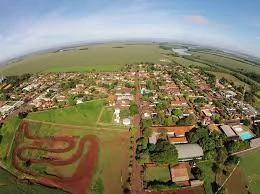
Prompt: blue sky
<box><xmin>0</xmin><ymin>0</ymin><xmax>260</xmax><ymax>61</ymax></box>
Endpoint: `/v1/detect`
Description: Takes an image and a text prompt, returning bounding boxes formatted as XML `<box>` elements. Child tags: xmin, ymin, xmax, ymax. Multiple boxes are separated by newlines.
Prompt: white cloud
<box><xmin>0</xmin><ymin>1</ymin><xmax>260</xmax><ymax>60</ymax></box>
<box><xmin>256</xmin><ymin>36</ymin><xmax>260</xmax><ymax>40</ymax></box>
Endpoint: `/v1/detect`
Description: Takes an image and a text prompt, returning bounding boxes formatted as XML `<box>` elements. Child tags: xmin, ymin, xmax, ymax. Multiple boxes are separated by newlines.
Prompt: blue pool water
<box><xmin>239</xmin><ymin>132</ymin><xmax>253</xmax><ymax>140</ymax></box>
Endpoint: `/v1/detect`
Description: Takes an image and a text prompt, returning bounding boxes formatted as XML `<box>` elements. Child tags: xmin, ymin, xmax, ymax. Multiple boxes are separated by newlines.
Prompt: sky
<box><xmin>1</xmin><ymin>0</ymin><xmax>260</xmax><ymax>61</ymax></box>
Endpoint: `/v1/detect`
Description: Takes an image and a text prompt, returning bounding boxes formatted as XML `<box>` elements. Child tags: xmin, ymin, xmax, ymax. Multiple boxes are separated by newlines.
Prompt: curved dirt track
<box><xmin>12</xmin><ymin>121</ymin><xmax>99</xmax><ymax>194</ymax></box>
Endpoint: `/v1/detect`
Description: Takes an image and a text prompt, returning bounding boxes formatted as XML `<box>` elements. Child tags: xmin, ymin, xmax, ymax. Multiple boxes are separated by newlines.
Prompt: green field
<box><xmin>0</xmin><ymin>116</ymin><xmax>21</xmax><ymax>159</ymax></box>
<box><xmin>240</xmin><ymin>149</ymin><xmax>260</xmax><ymax>193</ymax></box>
<box><xmin>191</xmin><ymin>51</ymin><xmax>260</xmax><ymax>74</ymax></box>
<box><xmin>209</xmin><ymin>71</ymin><xmax>250</xmax><ymax>89</ymax></box>
<box><xmin>27</xmin><ymin>100</ymin><xmax>104</xmax><ymax>126</ymax></box>
<box><xmin>0</xmin><ymin>99</ymin><xmax>130</xmax><ymax>194</ymax></box>
<box><xmin>99</xmin><ymin>107</ymin><xmax>114</xmax><ymax>124</ymax></box>
<box><xmin>144</xmin><ymin>166</ymin><xmax>171</xmax><ymax>182</ymax></box>
<box><xmin>0</xmin><ymin>167</ymin><xmax>66</xmax><ymax>194</ymax></box>
<box><xmin>172</xmin><ymin>56</ymin><xmax>210</xmax><ymax>68</ymax></box>
<box><xmin>0</xmin><ymin>44</ymin><xmax>170</xmax><ymax>75</ymax></box>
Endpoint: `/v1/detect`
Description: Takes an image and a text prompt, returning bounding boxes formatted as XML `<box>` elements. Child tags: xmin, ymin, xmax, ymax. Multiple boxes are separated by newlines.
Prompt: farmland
<box><xmin>0</xmin><ymin>100</ymin><xmax>130</xmax><ymax>194</ymax></box>
<box><xmin>190</xmin><ymin>51</ymin><xmax>260</xmax><ymax>74</ymax></box>
<box><xmin>0</xmin><ymin>44</ymin><xmax>170</xmax><ymax>75</ymax></box>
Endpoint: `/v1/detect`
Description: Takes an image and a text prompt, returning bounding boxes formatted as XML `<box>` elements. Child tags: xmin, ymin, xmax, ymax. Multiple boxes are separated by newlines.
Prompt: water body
<box><xmin>172</xmin><ymin>48</ymin><xmax>191</xmax><ymax>56</ymax></box>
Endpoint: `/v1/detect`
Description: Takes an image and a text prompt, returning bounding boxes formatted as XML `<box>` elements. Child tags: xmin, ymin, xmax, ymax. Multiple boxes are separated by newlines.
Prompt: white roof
<box><xmin>220</xmin><ymin>125</ymin><xmax>237</xmax><ymax>137</ymax></box>
<box><xmin>175</xmin><ymin>144</ymin><xmax>203</xmax><ymax>160</ymax></box>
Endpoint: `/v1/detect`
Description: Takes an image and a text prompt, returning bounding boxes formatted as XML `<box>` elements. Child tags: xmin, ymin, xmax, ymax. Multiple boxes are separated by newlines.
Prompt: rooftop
<box><xmin>175</xmin><ymin>144</ymin><xmax>203</xmax><ymax>161</ymax></box>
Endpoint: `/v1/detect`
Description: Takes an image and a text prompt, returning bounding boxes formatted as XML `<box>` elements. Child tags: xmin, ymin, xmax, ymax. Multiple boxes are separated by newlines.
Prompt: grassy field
<box><xmin>197</xmin><ymin>161</ymin><xmax>215</xmax><ymax>194</ymax></box>
<box><xmin>144</xmin><ymin>166</ymin><xmax>171</xmax><ymax>182</ymax></box>
<box><xmin>191</xmin><ymin>51</ymin><xmax>260</xmax><ymax>73</ymax></box>
<box><xmin>0</xmin><ymin>167</ymin><xmax>66</xmax><ymax>194</ymax></box>
<box><xmin>0</xmin><ymin>116</ymin><xmax>21</xmax><ymax>159</ymax></box>
<box><xmin>208</xmin><ymin>71</ymin><xmax>250</xmax><ymax>90</ymax></box>
<box><xmin>0</xmin><ymin>98</ymin><xmax>130</xmax><ymax>194</ymax></box>
<box><xmin>99</xmin><ymin>107</ymin><xmax>114</xmax><ymax>124</ymax></box>
<box><xmin>172</xmin><ymin>56</ymin><xmax>210</xmax><ymax>68</ymax></box>
<box><xmin>239</xmin><ymin>149</ymin><xmax>260</xmax><ymax>193</ymax></box>
<box><xmin>27</xmin><ymin>100</ymin><xmax>104</xmax><ymax>126</ymax></box>
<box><xmin>224</xmin><ymin>167</ymin><xmax>249</xmax><ymax>194</ymax></box>
<box><xmin>0</xmin><ymin>44</ymin><xmax>170</xmax><ymax>75</ymax></box>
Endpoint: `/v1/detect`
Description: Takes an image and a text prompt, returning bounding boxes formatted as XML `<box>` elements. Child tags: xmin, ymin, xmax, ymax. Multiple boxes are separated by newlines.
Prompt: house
<box><xmin>219</xmin><ymin>125</ymin><xmax>239</xmax><ymax>139</ymax></box>
<box><xmin>170</xmin><ymin>162</ymin><xmax>194</xmax><ymax>186</ymax></box>
<box><xmin>225</xmin><ymin>90</ymin><xmax>237</xmax><ymax>98</ymax></box>
<box><xmin>149</xmin><ymin>125</ymin><xmax>194</xmax><ymax>144</ymax></box>
<box><xmin>175</xmin><ymin>144</ymin><xmax>204</xmax><ymax>161</ymax></box>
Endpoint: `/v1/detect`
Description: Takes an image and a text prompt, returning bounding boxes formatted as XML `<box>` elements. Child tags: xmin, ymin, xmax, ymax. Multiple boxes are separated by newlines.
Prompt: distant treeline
<box><xmin>112</xmin><ymin>46</ymin><xmax>124</xmax><ymax>49</ymax></box>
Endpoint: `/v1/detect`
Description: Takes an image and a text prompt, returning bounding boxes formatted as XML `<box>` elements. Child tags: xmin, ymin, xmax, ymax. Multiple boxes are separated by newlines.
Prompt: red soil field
<box><xmin>12</xmin><ymin>121</ymin><xmax>99</xmax><ymax>194</ymax></box>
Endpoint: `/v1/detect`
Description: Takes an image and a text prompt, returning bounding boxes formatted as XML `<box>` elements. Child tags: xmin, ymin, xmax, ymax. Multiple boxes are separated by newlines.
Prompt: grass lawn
<box><xmin>27</xmin><ymin>100</ymin><xmax>104</xmax><ymax>126</ymax></box>
<box><xmin>144</xmin><ymin>167</ymin><xmax>171</xmax><ymax>182</ymax></box>
<box><xmin>0</xmin><ymin>44</ymin><xmax>170</xmax><ymax>75</ymax></box>
<box><xmin>240</xmin><ymin>149</ymin><xmax>260</xmax><ymax>193</ymax></box>
<box><xmin>0</xmin><ymin>116</ymin><xmax>21</xmax><ymax>159</ymax></box>
<box><xmin>0</xmin><ymin>167</ymin><xmax>66</xmax><ymax>194</ymax></box>
<box><xmin>99</xmin><ymin>107</ymin><xmax>113</xmax><ymax>124</ymax></box>
<box><xmin>197</xmin><ymin>161</ymin><xmax>215</xmax><ymax>194</ymax></box>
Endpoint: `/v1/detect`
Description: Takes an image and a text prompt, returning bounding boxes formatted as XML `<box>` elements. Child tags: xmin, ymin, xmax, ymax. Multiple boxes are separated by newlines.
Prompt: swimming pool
<box><xmin>239</xmin><ymin>131</ymin><xmax>253</xmax><ymax>140</ymax></box>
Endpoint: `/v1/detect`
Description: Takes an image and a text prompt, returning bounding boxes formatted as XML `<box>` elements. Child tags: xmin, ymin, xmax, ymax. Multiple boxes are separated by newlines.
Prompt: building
<box><xmin>149</xmin><ymin>125</ymin><xmax>194</xmax><ymax>144</ymax></box>
<box><xmin>171</xmin><ymin>162</ymin><xmax>194</xmax><ymax>186</ymax></box>
<box><xmin>175</xmin><ymin>144</ymin><xmax>203</xmax><ymax>161</ymax></box>
<box><xmin>220</xmin><ymin>125</ymin><xmax>238</xmax><ymax>138</ymax></box>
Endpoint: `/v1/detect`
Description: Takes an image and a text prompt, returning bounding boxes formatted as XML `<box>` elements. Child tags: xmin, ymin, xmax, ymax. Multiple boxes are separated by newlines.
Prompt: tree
<box><xmin>143</xmin><ymin>127</ymin><xmax>152</xmax><ymax>138</ymax></box>
<box><xmin>242</xmin><ymin>119</ymin><xmax>251</xmax><ymax>126</ymax></box>
<box><xmin>141</xmin><ymin>119</ymin><xmax>153</xmax><ymax>129</ymax></box>
<box><xmin>18</xmin><ymin>112</ymin><xmax>28</xmax><ymax>119</ymax></box>
<box><xmin>216</xmin><ymin>147</ymin><xmax>228</xmax><ymax>164</ymax></box>
<box><xmin>177</xmin><ymin>114</ymin><xmax>196</xmax><ymax>125</ymax></box>
<box><xmin>0</xmin><ymin>134</ymin><xmax>3</xmax><ymax>144</ymax></box>
<box><xmin>191</xmin><ymin>167</ymin><xmax>203</xmax><ymax>180</ymax></box>
<box><xmin>68</xmin><ymin>95</ymin><xmax>76</xmax><ymax>106</ymax></box>
<box><xmin>203</xmin><ymin>150</ymin><xmax>217</xmax><ymax>160</ymax></box>
<box><xmin>226</xmin><ymin>141</ymin><xmax>250</xmax><ymax>153</ymax></box>
<box><xmin>252</xmin><ymin>125</ymin><xmax>260</xmax><ymax>137</ymax></box>
<box><xmin>164</xmin><ymin>117</ymin><xmax>173</xmax><ymax>126</ymax></box>
<box><xmin>129</xmin><ymin>103</ymin><xmax>139</xmax><ymax>116</ymax></box>
<box><xmin>187</xmin><ymin>127</ymin><xmax>208</xmax><ymax>143</ymax></box>
<box><xmin>150</xmin><ymin>139</ymin><xmax>178</xmax><ymax>165</ymax></box>
<box><xmin>172</xmin><ymin>108</ymin><xmax>182</xmax><ymax>117</ymax></box>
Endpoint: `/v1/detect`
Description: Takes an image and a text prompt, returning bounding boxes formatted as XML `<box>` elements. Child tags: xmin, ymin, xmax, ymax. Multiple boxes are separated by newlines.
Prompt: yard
<box><xmin>144</xmin><ymin>166</ymin><xmax>171</xmax><ymax>182</ymax></box>
<box><xmin>0</xmin><ymin>44</ymin><xmax>170</xmax><ymax>75</ymax></box>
